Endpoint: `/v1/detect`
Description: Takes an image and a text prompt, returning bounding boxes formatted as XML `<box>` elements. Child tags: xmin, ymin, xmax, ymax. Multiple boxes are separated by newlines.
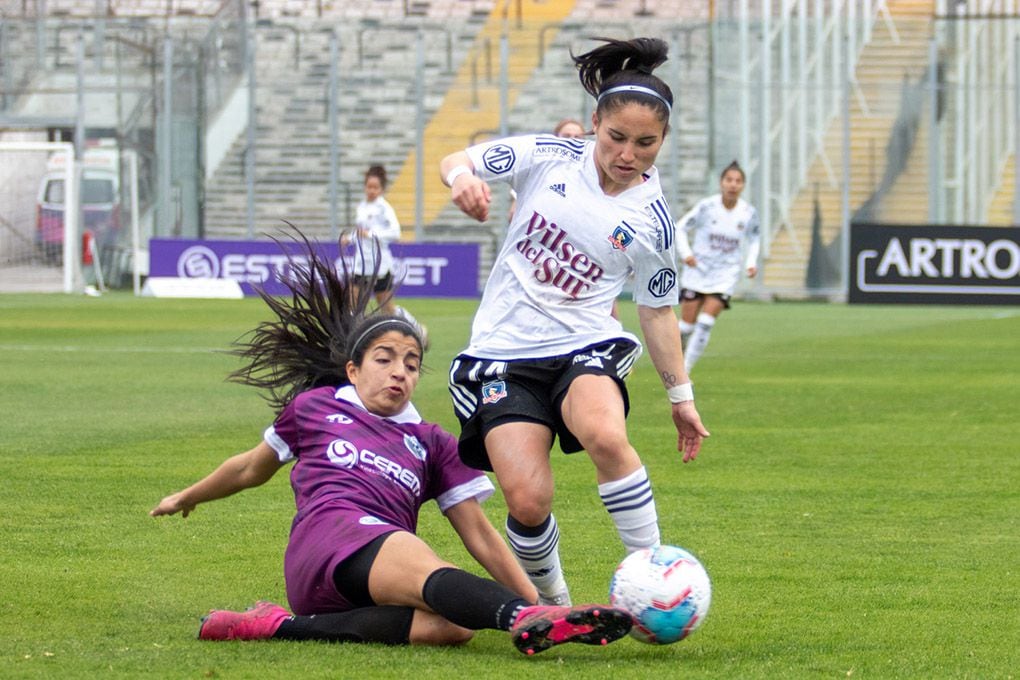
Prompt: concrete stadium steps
<box><xmin>762</xmin><ymin>5</ymin><xmax>936</xmax><ymax>294</ymax></box>
<box><xmin>202</xmin><ymin>22</ymin><xmax>472</xmax><ymax>240</ymax></box>
<box><xmin>21</xmin><ymin>0</ymin><xmax>500</xmax><ymax>20</ymax></box>
<box><xmin>384</xmin><ymin>0</ymin><xmax>579</xmax><ymax>236</ymax></box>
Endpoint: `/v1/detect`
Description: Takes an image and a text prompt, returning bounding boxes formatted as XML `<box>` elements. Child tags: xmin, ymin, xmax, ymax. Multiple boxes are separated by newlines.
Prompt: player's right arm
<box><xmin>440</xmin><ymin>151</ymin><xmax>489</xmax><ymax>222</ymax></box>
<box><xmin>149</xmin><ymin>441</ymin><xmax>284</xmax><ymax>518</ymax></box>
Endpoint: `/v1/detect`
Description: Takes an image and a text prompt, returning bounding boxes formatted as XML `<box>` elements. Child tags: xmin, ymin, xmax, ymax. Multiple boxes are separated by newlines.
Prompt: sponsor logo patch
<box><xmin>404</xmin><ymin>433</ymin><xmax>427</xmax><ymax>462</ymax></box>
<box><xmin>648</xmin><ymin>268</ymin><xmax>677</xmax><ymax>298</ymax></box>
<box><xmin>482</xmin><ymin>144</ymin><xmax>516</xmax><ymax>175</ymax></box>
<box><xmin>481</xmin><ymin>379</ymin><xmax>508</xmax><ymax>404</ymax></box>
<box><xmin>608</xmin><ymin>225</ymin><xmax>634</xmax><ymax>251</ymax></box>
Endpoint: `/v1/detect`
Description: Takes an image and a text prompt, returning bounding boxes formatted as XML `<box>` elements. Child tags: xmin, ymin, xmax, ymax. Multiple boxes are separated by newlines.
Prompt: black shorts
<box><xmin>351</xmin><ymin>272</ymin><xmax>394</xmax><ymax>294</ymax></box>
<box><xmin>448</xmin><ymin>339</ymin><xmax>640</xmax><ymax>471</ymax></box>
<box><xmin>332</xmin><ymin>531</ymin><xmax>394</xmax><ymax>607</ymax></box>
<box><xmin>680</xmin><ymin>288</ymin><xmax>731</xmax><ymax>309</ymax></box>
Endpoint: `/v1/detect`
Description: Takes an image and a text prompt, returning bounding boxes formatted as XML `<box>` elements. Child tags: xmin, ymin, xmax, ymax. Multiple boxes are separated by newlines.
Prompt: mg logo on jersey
<box><xmin>482</xmin><ymin>144</ymin><xmax>516</xmax><ymax>175</ymax></box>
<box><xmin>481</xmin><ymin>380</ymin><xmax>508</xmax><ymax>404</ymax></box>
<box><xmin>647</xmin><ymin>268</ymin><xmax>677</xmax><ymax>298</ymax></box>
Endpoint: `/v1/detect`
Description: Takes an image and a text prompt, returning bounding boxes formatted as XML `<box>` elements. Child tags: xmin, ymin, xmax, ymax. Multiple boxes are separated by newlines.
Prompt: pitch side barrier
<box><xmin>148</xmin><ymin>238</ymin><xmax>480</xmax><ymax>298</ymax></box>
<box><xmin>849</xmin><ymin>224</ymin><xmax>1020</xmax><ymax>305</ymax></box>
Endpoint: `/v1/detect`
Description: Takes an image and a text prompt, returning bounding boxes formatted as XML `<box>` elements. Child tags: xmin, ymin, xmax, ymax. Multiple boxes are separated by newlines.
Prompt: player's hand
<box><xmin>747</xmin><ymin>265</ymin><xmax>758</xmax><ymax>278</ymax></box>
<box><xmin>150</xmin><ymin>492</ymin><xmax>196</xmax><ymax>518</ymax></box>
<box><xmin>451</xmin><ymin>175</ymin><xmax>492</xmax><ymax>222</ymax></box>
<box><xmin>671</xmin><ymin>401</ymin><xmax>709</xmax><ymax>462</ymax></box>
<box><xmin>684</xmin><ymin>255</ymin><xmax>697</xmax><ymax>267</ymax></box>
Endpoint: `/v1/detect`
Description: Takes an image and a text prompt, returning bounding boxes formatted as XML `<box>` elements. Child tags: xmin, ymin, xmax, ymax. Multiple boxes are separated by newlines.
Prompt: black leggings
<box><xmin>332</xmin><ymin>532</ymin><xmax>394</xmax><ymax>607</ymax></box>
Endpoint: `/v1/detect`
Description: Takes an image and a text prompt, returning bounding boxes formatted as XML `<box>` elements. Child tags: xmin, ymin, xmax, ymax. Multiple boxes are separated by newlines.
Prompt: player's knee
<box><xmin>587</xmin><ymin>442</ymin><xmax>640</xmax><ymax>480</ymax></box>
<box><xmin>504</xmin><ymin>493</ymin><xmax>552</xmax><ymax>527</ymax></box>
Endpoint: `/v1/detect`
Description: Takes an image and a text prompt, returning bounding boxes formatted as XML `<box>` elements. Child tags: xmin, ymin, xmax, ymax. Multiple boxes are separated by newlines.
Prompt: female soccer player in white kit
<box><xmin>350</xmin><ymin>164</ymin><xmax>428</xmax><ymax>344</ymax></box>
<box><xmin>440</xmin><ymin>37</ymin><xmax>709</xmax><ymax>607</ymax></box>
<box><xmin>675</xmin><ymin>161</ymin><xmax>761</xmax><ymax>373</ymax></box>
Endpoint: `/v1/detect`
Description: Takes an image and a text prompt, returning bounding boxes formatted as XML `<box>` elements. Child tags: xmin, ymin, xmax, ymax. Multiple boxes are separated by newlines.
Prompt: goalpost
<box><xmin>0</xmin><ymin>141</ymin><xmax>78</xmax><ymax>293</ymax></box>
<box><xmin>0</xmin><ymin>140</ymin><xmax>143</xmax><ymax>295</ymax></box>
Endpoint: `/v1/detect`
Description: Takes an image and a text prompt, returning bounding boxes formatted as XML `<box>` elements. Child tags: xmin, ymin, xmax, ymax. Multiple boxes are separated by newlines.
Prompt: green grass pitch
<box><xmin>1</xmin><ymin>292</ymin><xmax>1017</xmax><ymax>679</ymax></box>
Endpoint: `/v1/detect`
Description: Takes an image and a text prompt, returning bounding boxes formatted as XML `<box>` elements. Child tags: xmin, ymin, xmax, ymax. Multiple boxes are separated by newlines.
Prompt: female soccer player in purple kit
<box><xmin>150</xmin><ymin>231</ymin><xmax>632</xmax><ymax>656</ymax></box>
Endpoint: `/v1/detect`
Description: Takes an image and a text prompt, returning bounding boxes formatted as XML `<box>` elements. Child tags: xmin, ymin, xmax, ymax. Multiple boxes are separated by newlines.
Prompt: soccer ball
<box><xmin>609</xmin><ymin>544</ymin><xmax>712</xmax><ymax>645</ymax></box>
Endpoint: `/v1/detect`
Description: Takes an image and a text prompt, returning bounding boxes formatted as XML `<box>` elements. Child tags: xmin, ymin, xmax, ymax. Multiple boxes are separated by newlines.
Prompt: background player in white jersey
<box><xmin>440</xmin><ymin>37</ymin><xmax>709</xmax><ymax>607</ymax></box>
<box><xmin>675</xmin><ymin>161</ymin><xmax>761</xmax><ymax>373</ymax></box>
<box><xmin>349</xmin><ymin>164</ymin><xmax>428</xmax><ymax>344</ymax></box>
<box><xmin>150</xmin><ymin>230</ymin><xmax>632</xmax><ymax>656</ymax></box>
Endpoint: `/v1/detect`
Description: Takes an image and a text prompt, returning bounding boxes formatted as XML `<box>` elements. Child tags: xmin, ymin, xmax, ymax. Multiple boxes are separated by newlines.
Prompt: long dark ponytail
<box><xmin>228</xmin><ymin>225</ymin><xmax>421</xmax><ymax>411</ymax></box>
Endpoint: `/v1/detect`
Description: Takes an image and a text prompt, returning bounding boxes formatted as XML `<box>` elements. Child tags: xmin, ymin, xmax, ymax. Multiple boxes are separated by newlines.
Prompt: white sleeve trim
<box><xmin>436</xmin><ymin>475</ymin><xmax>495</xmax><ymax>513</ymax></box>
<box><xmin>264</xmin><ymin>425</ymin><xmax>293</xmax><ymax>462</ymax></box>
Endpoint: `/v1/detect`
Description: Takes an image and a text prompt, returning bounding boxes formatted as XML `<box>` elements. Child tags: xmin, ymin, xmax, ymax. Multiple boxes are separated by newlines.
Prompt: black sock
<box><xmin>274</xmin><ymin>606</ymin><xmax>415</xmax><ymax>645</ymax></box>
<box><xmin>421</xmin><ymin>567</ymin><xmax>530</xmax><ymax>631</ymax></box>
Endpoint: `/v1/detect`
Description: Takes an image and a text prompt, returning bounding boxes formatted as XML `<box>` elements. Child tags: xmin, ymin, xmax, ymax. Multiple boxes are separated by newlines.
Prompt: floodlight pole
<box><xmin>1015</xmin><ymin>37</ymin><xmax>1019</xmax><ymax>226</ymax></box>
<box><xmin>328</xmin><ymin>31</ymin><xmax>340</xmax><ymax>241</ymax></box>
<box><xmin>840</xmin><ymin>30</ymin><xmax>851</xmax><ymax>301</ymax></box>
<box><xmin>414</xmin><ymin>29</ymin><xmax>425</xmax><ymax>241</ymax></box>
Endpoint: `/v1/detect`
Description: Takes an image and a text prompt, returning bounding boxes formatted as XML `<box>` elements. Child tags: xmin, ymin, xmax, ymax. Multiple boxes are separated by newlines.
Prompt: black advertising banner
<box><xmin>849</xmin><ymin>224</ymin><xmax>1020</xmax><ymax>305</ymax></box>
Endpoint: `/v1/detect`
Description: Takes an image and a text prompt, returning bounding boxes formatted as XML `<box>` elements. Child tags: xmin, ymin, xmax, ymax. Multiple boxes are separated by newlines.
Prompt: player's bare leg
<box><xmin>486</xmin><ymin>423</ymin><xmax>570</xmax><ymax>605</ymax></box>
<box><xmin>562</xmin><ymin>375</ymin><xmax>660</xmax><ymax>553</ymax></box>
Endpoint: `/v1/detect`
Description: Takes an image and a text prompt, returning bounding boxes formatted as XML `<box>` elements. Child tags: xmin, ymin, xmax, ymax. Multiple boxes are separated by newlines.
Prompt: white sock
<box><xmin>505</xmin><ymin>515</ymin><xmax>570</xmax><ymax>603</ymax></box>
<box><xmin>679</xmin><ymin>319</ymin><xmax>695</xmax><ymax>349</ymax></box>
<box><xmin>684</xmin><ymin>312</ymin><xmax>716</xmax><ymax>373</ymax></box>
<box><xmin>599</xmin><ymin>466</ymin><xmax>660</xmax><ymax>553</ymax></box>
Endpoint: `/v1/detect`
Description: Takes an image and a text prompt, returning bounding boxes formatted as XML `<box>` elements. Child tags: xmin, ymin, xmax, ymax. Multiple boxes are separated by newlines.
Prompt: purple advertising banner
<box><xmin>149</xmin><ymin>238</ymin><xmax>480</xmax><ymax>298</ymax></box>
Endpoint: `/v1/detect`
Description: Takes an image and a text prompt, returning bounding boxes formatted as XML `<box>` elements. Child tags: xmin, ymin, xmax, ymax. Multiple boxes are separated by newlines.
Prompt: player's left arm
<box><xmin>445</xmin><ymin>499</ymin><xmax>539</xmax><ymax>602</ymax></box>
<box><xmin>744</xmin><ymin>205</ymin><xmax>762</xmax><ymax>277</ymax></box>
<box><xmin>637</xmin><ymin>304</ymin><xmax>710</xmax><ymax>462</ymax></box>
<box><xmin>378</xmin><ymin>199</ymin><xmax>402</xmax><ymax>241</ymax></box>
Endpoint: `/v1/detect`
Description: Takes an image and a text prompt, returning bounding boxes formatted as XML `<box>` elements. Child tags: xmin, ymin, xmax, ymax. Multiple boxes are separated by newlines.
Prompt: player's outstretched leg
<box><xmin>510</xmin><ymin>604</ymin><xmax>633</xmax><ymax>656</ymax></box>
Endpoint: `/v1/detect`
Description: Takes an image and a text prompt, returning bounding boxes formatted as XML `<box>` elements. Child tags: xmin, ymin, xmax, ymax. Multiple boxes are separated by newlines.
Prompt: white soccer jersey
<box><xmin>464</xmin><ymin>134</ymin><xmax>679</xmax><ymax>359</ymax></box>
<box><xmin>353</xmin><ymin>196</ymin><xmax>401</xmax><ymax>276</ymax></box>
<box><xmin>675</xmin><ymin>194</ymin><xmax>761</xmax><ymax>296</ymax></box>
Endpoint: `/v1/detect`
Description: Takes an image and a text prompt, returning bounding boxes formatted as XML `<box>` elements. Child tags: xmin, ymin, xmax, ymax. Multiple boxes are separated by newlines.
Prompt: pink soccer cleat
<box><xmin>198</xmin><ymin>601</ymin><xmax>291</xmax><ymax>641</ymax></box>
<box><xmin>510</xmin><ymin>604</ymin><xmax>633</xmax><ymax>656</ymax></box>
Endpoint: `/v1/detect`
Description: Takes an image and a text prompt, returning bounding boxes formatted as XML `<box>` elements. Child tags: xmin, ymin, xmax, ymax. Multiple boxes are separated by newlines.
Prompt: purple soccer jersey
<box><xmin>263</xmin><ymin>385</ymin><xmax>493</xmax><ymax>614</ymax></box>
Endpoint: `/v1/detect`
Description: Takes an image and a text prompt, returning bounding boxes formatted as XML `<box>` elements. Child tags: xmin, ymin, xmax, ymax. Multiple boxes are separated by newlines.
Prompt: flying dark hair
<box><xmin>571</xmin><ymin>37</ymin><xmax>673</xmax><ymax>123</ymax></box>
<box><xmin>228</xmin><ymin>224</ymin><xmax>422</xmax><ymax>411</ymax></box>
<box><xmin>721</xmin><ymin>160</ymin><xmax>745</xmax><ymax>182</ymax></box>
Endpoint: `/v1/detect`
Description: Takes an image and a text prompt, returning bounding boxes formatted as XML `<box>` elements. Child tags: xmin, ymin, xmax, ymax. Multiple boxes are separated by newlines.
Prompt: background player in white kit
<box><xmin>440</xmin><ymin>37</ymin><xmax>709</xmax><ymax>607</ymax></box>
<box><xmin>150</xmin><ymin>230</ymin><xmax>632</xmax><ymax>656</ymax></box>
<box><xmin>675</xmin><ymin>161</ymin><xmax>761</xmax><ymax>373</ymax></box>
<box><xmin>349</xmin><ymin>164</ymin><xmax>428</xmax><ymax>344</ymax></box>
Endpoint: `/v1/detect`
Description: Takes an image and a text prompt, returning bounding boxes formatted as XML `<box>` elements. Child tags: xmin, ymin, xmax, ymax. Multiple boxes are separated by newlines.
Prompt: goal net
<box><xmin>0</xmin><ymin>141</ymin><xmax>79</xmax><ymax>293</ymax></box>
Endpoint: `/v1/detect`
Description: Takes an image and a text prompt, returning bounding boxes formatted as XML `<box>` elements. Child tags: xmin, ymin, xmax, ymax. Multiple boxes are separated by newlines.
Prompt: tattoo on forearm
<box><xmin>661</xmin><ymin>371</ymin><xmax>678</xmax><ymax>387</ymax></box>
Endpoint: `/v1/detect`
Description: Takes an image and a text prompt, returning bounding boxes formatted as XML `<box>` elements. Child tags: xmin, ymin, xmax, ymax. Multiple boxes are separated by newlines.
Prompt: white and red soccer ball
<box><xmin>609</xmin><ymin>544</ymin><xmax>712</xmax><ymax>645</ymax></box>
